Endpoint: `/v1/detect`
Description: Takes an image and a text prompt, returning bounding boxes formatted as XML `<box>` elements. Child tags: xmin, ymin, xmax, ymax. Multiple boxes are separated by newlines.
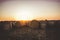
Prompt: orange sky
<box><xmin>0</xmin><ymin>0</ymin><xmax>60</xmax><ymax>21</ymax></box>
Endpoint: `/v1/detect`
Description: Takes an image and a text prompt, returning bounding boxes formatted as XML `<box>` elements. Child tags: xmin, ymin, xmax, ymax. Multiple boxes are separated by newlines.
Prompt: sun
<box><xmin>15</xmin><ymin>8</ymin><xmax>33</xmax><ymax>20</ymax></box>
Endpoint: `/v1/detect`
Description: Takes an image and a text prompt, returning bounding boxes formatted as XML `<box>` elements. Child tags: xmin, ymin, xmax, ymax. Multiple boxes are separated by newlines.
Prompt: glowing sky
<box><xmin>0</xmin><ymin>0</ymin><xmax>60</xmax><ymax>21</ymax></box>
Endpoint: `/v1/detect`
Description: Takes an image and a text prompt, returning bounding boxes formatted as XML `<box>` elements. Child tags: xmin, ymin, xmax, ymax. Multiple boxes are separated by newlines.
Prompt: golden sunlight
<box><xmin>0</xmin><ymin>1</ymin><xmax>59</xmax><ymax>21</ymax></box>
<box><xmin>15</xmin><ymin>7</ymin><xmax>33</xmax><ymax>20</ymax></box>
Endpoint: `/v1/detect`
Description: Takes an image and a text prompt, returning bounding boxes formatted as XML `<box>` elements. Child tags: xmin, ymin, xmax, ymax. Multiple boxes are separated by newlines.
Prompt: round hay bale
<box><xmin>28</xmin><ymin>20</ymin><xmax>39</xmax><ymax>28</ymax></box>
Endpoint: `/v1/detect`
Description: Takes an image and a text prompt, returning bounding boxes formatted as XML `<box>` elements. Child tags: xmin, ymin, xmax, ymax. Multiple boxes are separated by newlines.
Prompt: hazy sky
<box><xmin>0</xmin><ymin>0</ymin><xmax>60</xmax><ymax>20</ymax></box>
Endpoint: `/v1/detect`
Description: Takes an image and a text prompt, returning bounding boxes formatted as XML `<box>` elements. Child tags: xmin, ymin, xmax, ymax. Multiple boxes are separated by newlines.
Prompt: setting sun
<box><xmin>0</xmin><ymin>1</ymin><xmax>60</xmax><ymax>21</ymax></box>
<box><xmin>15</xmin><ymin>7</ymin><xmax>33</xmax><ymax>20</ymax></box>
